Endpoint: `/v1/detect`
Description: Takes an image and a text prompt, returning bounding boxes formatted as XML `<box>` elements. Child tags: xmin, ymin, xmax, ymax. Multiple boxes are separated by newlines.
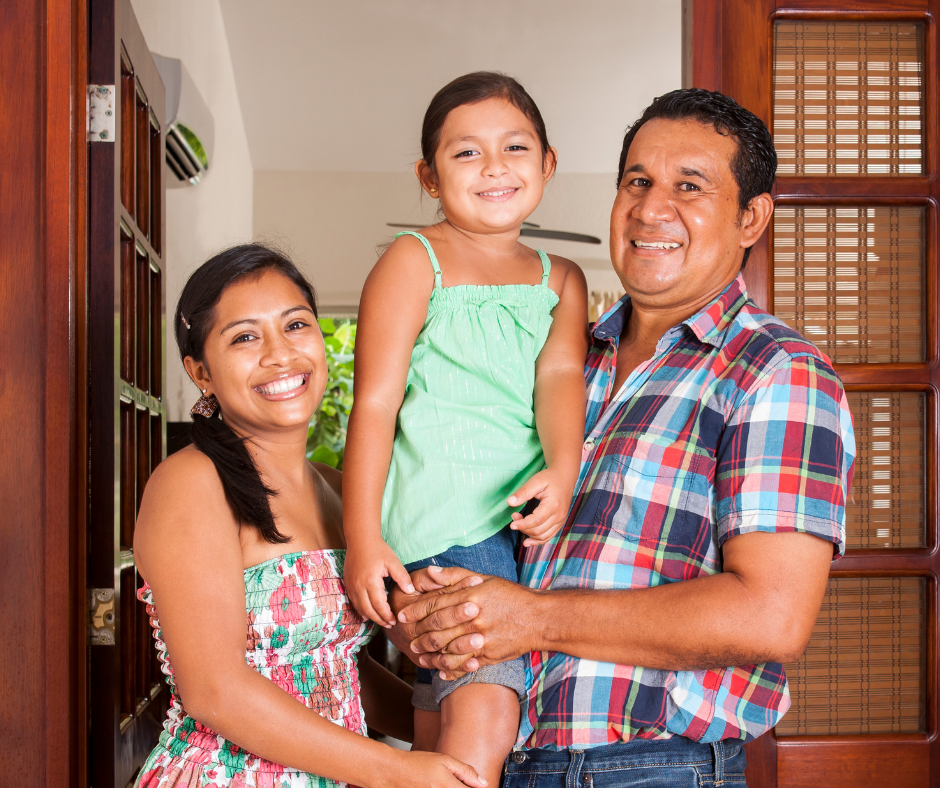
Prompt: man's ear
<box><xmin>739</xmin><ymin>193</ymin><xmax>774</xmax><ymax>250</ymax></box>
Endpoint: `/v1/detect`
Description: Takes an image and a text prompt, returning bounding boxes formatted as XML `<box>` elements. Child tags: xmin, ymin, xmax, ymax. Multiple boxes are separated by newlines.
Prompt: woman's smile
<box><xmin>254</xmin><ymin>372</ymin><xmax>310</xmax><ymax>400</ymax></box>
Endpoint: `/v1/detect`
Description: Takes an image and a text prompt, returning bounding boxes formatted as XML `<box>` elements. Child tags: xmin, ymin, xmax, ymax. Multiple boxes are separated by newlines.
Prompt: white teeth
<box><xmin>257</xmin><ymin>374</ymin><xmax>305</xmax><ymax>395</ymax></box>
<box><xmin>633</xmin><ymin>240</ymin><xmax>681</xmax><ymax>249</ymax></box>
<box><xmin>480</xmin><ymin>188</ymin><xmax>515</xmax><ymax>197</ymax></box>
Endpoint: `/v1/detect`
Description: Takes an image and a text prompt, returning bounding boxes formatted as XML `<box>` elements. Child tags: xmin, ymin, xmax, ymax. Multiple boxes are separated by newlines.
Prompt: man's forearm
<box><xmin>406</xmin><ymin>531</ymin><xmax>833</xmax><ymax>674</ymax></box>
<box><xmin>524</xmin><ymin>573</ymin><xmax>789</xmax><ymax>671</ymax></box>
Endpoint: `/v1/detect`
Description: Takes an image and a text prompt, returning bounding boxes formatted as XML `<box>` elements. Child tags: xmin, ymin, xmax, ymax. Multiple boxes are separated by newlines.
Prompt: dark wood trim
<box><xmin>690</xmin><ymin>0</ymin><xmax>940</xmax><ymax>785</ymax></box>
<box><xmin>0</xmin><ymin>0</ymin><xmax>88</xmax><ymax>784</ymax></box>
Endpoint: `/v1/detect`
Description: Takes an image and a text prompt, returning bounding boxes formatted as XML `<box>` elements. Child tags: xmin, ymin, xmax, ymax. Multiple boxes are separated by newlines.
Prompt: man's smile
<box><xmin>632</xmin><ymin>240</ymin><xmax>683</xmax><ymax>249</ymax></box>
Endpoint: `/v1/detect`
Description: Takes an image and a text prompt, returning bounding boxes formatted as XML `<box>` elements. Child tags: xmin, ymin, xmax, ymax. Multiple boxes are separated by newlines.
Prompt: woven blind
<box><xmin>773</xmin><ymin>205</ymin><xmax>924</xmax><ymax>363</ymax></box>
<box><xmin>845</xmin><ymin>392</ymin><xmax>924</xmax><ymax>549</ymax></box>
<box><xmin>778</xmin><ymin>577</ymin><xmax>926</xmax><ymax>735</ymax></box>
<box><xmin>774</xmin><ymin>21</ymin><xmax>924</xmax><ymax>176</ymax></box>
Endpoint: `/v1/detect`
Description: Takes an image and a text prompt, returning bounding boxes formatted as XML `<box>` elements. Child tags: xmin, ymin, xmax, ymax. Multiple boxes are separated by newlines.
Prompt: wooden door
<box><xmin>685</xmin><ymin>1</ymin><xmax>938</xmax><ymax>786</ymax></box>
<box><xmin>88</xmin><ymin>0</ymin><xmax>168</xmax><ymax>784</ymax></box>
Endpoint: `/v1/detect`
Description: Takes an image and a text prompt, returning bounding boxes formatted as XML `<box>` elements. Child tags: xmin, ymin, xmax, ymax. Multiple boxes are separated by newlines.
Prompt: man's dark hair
<box><xmin>617</xmin><ymin>88</ymin><xmax>777</xmax><ymax>266</ymax></box>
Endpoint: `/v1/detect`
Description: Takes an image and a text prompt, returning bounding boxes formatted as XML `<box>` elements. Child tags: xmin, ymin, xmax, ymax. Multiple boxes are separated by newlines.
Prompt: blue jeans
<box><xmin>502</xmin><ymin>737</ymin><xmax>747</xmax><ymax>787</ymax></box>
<box><xmin>404</xmin><ymin>528</ymin><xmax>525</xmax><ymax>710</ymax></box>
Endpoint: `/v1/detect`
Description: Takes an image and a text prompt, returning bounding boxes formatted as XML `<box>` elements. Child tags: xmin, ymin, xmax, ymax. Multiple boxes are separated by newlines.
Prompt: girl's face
<box><xmin>184</xmin><ymin>269</ymin><xmax>327</xmax><ymax>441</ymax></box>
<box><xmin>418</xmin><ymin>98</ymin><xmax>557</xmax><ymax>236</ymax></box>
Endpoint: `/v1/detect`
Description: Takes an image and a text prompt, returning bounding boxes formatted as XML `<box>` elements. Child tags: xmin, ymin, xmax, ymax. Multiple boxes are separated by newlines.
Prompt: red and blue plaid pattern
<box><xmin>518</xmin><ymin>274</ymin><xmax>855</xmax><ymax>750</ymax></box>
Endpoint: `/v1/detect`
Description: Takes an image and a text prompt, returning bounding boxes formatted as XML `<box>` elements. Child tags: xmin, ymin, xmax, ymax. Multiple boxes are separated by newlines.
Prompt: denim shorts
<box><xmin>403</xmin><ymin>527</ymin><xmax>525</xmax><ymax>711</ymax></box>
<box><xmin>502</xmin><ymin>737</ymin><xmax>748</xmax><ymax>788</ymax></box>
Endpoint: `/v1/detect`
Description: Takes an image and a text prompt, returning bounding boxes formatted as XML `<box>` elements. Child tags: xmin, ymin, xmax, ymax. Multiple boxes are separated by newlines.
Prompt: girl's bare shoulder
<box><xmin>543</xmin><ymin>253</ymin><xmax>587</xmax><ymax>298</ymax></box>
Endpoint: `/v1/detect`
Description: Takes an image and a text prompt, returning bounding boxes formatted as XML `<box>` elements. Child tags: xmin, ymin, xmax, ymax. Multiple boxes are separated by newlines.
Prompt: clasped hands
<box><xmin>388</xmin><ymin>566</ymin><xmax>537</xmax><ymax>680</ymax></box>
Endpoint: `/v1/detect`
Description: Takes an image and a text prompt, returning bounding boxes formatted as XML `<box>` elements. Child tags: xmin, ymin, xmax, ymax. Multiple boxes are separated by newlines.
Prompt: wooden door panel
<box><xmin>686</xmin><ymin>1</ymin><xmax>940</xmax><ymax>785</ymax></box>
<box><xmin>88</xmin><ymin>0</ymin><xmax>167</xmax><ymax>784</ymax></box>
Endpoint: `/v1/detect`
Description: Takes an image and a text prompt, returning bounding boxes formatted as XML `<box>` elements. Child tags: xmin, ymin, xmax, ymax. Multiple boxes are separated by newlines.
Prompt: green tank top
<box><xmin>380</xmin><ymin>231</ymin><xmax>560</xmax><ymax>565</ymax></box>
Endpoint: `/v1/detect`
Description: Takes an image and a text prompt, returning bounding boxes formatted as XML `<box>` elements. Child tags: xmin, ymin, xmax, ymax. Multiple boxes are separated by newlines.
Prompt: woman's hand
<box><xmin>343</xmin><ymin>537</ymin><xmax>415</xmax><ymax>628</ymax></box>
<box><xmin>385</xmin><ymin>750</ymin><xmax>487</xmax><ymax>788</ymax></box>
<box><xmin>507</xmin><ymin>466</ymin><xmax>575</xmax><ymax>546</ymax></box>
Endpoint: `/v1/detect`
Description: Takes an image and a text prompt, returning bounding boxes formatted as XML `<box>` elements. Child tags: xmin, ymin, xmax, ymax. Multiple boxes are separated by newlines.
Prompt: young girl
<box><xmin>343</xmin><ymin>73</ymin><xmax>588</xmax><ymax>783</ymax></box>
<box><xmin>134</xmin><ymin>245</ymin><xmax>485</xmax><ymax>788</ymax></box>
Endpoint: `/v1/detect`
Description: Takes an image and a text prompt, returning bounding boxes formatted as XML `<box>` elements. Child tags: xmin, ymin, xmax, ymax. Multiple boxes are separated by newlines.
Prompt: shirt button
<box><xmin>583</xmin><ymin>438</ymin><xmax>595</xmax><ymax>451</ymax></box>
<box><xmin>511</xmin><ymin>751</ymin><xmax>527</xmax><ymax>764</ymax></box>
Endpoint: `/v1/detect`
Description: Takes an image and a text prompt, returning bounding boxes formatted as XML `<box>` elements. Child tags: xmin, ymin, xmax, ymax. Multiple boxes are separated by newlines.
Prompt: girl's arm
<box><xmin>342</xmin><ymin>235</ymin><xmax>438</xmax><ymax>626</ymax></box>
<box><xmin>508</xmin><ymin>258</ymin><xmax>589</xmax><ymax>545</ymax></box>
<box><xmin>358</xmin><ymin>651</ymin><xmax>415</xmax><ymax>742</ymax></box>
<box><xmin>134</xmin><ymin>450</ymin><xmax>482</xmax><ymax>788</ymax></box>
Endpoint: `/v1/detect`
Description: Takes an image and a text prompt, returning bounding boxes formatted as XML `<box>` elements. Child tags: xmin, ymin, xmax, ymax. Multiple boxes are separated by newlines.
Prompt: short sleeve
<box><xmin>715</xmin><ymin>353</ymin><xmax>856</xmax><ymax>557</ymax></box>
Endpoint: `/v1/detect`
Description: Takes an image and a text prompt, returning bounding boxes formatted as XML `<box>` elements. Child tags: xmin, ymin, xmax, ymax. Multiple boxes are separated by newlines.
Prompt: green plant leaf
<box><xmin>308</xmin><ymin>445</ymin><xmax>340</xmax><ymax>467</ymax></box>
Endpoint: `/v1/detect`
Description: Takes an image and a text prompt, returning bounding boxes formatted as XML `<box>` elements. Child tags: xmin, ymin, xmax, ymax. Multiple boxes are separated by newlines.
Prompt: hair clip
<box><xmin>181</xmin><ymin>314</ymin><xmax>191</xmax><ymax>330</ymax></box>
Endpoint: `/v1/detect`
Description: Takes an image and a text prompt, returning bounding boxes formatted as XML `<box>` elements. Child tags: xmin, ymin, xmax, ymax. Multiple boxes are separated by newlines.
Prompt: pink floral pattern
<box><xmin>136</xmin><ymin>550</ymin><xmax>376</xmax><ymax>788</ymax></box>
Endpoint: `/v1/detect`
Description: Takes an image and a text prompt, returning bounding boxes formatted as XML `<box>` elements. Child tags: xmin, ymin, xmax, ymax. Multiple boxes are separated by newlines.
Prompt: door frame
<box><xmin>0</xmin><ymin>0</ymin><xmax>89</xmax><ymax>785</ymax></box>
<box><xmin>683</xmin><ymin>1</ymin><xmax>940</xmax><ymax>786</ymax></box>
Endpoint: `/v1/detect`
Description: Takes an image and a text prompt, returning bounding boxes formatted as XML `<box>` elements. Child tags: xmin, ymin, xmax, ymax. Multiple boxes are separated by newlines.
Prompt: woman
<box><xmin>134</xmin><ymin>244</ymin><xmax>485</xmax><ymax>788</ymax></box>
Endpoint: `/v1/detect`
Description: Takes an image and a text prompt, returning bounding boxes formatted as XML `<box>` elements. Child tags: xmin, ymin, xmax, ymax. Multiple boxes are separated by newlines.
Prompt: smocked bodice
<box><xmin>136</xmin><ymin>549</ymin><xmax>375</xmax><ymax>788</ymax></box>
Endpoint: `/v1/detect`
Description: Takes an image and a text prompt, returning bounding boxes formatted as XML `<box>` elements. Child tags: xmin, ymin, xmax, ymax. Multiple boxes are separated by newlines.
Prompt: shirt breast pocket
<box><xmin>593</xmin><ymin>436</ymin><xmax>711</xmax><ymax>548</ymax></box>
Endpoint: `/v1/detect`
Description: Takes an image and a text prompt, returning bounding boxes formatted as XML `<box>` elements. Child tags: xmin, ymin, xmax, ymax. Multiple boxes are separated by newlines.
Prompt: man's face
<box><xmin>610</xmin><ymin>118</ymin><xmax>765</xmax><ymax>312</ymax></box>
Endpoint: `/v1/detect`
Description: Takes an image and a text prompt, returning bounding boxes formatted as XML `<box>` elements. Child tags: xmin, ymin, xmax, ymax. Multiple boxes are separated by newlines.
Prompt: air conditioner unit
<box><xmin>152</xmin><ymin>53</ymin><xmax>214</xmax><ymax>188</ymax></box>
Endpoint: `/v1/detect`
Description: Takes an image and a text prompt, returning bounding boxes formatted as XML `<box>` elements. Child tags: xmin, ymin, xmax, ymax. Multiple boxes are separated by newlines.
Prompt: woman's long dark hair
<box><xmin>175</xmin><ymin>243</ymin><xmax>318</xmax><ymax>544</ymax></box>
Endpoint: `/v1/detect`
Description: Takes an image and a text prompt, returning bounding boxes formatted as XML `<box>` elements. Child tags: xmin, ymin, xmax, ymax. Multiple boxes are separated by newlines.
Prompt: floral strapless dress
<box><xmin>136</xmin><ymin>549</ymin><xmax>376</xmax><ymax>788</ymax></box>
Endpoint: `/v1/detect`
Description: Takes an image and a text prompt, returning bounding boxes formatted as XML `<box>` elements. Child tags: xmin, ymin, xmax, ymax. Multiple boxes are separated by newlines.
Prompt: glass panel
<box><xmin>778</xmin><ymin>577</ymin><xmax>927</xmax><ymax>735</ymax></box>
<box><xmin>119</xmin><ymin>401</ymin><xmax>135</xmax><ymax>549</ymax></box>
<box><xmin>150</xmin><ymin>114</ymin><xmax>162</xmax><ymax>255</ymax></box>
<box><xmin>120</xmin><ymin>228</ymin><xmax>135</xmax><ymax>384</ymax></box>
<box><xmin>119</xmin><ymin>568</ymin><xmax>137</xmax><ymax>718</ymax></box>
<box><xmin>846</xmin><ymin>392</ymin><xmax>924</xmax><ymax>548</ymax></box>
<box><xmin>135</xmin><ymin>82</ymin><xmax>150</xmax><ymax>239</ymax></box>
<box><xmin>120</xmin><ymin>56</ymin><xmax>135</xmax><ymax>214</ymax></box>
<box><xmin>136</xmin><ymin>407</ymin><xmax>150</xmax><ymax>514</ymax></box>
<box><xmin>136</xmin><ymin>247</ymin><xmax>150</xmax><ymax>392</ymax></box>
<box><xmin>774</xmin><ymin>21</ymin><xmax>924</xmax><ymax>176</ymax></box>
<box><xmin>773</xmin><ymin>205</ymin><xmax>925</xmax><ymax>363</ymax></box>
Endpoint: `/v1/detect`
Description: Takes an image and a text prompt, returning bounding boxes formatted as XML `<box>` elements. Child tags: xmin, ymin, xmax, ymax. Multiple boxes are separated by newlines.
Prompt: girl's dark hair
<box><xmin>617</xmin><ymin>88</ymin><xmax>777</xmax><ymax>267</ymax></box>
<box><xmin>175</xmin><ymin>243</ymin><xmax>318</xmax><ymax>544</ymax></box>
<box><xmin>420</xmin><ymin>71</ymin><xmax>553</xmax><ymax>171</ymax></box>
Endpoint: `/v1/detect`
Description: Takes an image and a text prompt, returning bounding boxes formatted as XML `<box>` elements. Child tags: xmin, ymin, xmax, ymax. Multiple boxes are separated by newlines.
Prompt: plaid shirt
<box><xmin>518</xmin><ymin>274</ymin><xmax>855</xmax><ymax>750</ymax></box>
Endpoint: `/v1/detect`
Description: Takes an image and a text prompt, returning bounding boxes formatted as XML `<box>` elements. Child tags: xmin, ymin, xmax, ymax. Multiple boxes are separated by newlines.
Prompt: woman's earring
<box><xmin>190</xmin><ymin>392</ymin><xmax>218</xmax><ymax>419</ymax></box>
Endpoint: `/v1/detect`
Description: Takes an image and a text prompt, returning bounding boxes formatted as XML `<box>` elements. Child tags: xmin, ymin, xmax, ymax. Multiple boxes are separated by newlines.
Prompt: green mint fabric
<box><xmin>381</xmin><ymin>231</ymin><xmax>559</xmax><ymax>564</ymax></box>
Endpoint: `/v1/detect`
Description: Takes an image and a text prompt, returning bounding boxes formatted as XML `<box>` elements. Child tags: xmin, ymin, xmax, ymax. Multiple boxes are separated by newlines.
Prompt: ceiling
<box><xmin>218</xmin><ymin>0</ymin><xmax>683</xmax><ymax>173</ymax></box>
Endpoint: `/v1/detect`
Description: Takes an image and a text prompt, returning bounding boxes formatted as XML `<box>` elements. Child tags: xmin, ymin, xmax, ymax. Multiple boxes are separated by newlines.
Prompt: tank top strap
<box><xmin>536</xmin><ymin>249</ymin><xmax>551</xmax><ymax>286</ymax></box>
<box><xmin>395</xmin><ymin>231</ymin><xmax>442</xmax><ymax>289</ymax></box>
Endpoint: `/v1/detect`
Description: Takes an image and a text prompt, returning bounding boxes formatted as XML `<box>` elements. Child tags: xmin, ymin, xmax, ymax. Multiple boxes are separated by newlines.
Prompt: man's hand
<box><xmin>396</xmin><ymin>567</ymin><xmax>540</xmax><ymax>679</ymax></box>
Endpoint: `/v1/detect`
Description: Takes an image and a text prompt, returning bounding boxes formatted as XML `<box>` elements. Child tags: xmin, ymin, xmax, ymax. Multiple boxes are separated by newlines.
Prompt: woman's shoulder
<box><xmin>137</xmin><ymin>446</ymin><xmax>230</xmax><ymax>534</ymax></box>
<box><xmin>134</xmin><ymin>445</ymin><xmax>238</xmax><ymax>574</ymax></box>
<box><xmin>148</xmin><ymin>444</ymin><xmax>222</xmax><ymax>495</ymax></box>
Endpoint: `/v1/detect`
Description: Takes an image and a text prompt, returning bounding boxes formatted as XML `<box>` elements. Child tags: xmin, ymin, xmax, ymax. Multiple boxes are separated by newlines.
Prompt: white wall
<box><xmin>245</xmin><ymin>0</ymin><xmax>682</xmax><ymax>312</ymax></box>
<box><xmin>131</xmin><ymin>0</ymin><xmax>254</xmax><ymax>421</ymax></box>
<box><xmin>253</xmin><ymin>171</ymin><xmax>625</xmax><ymax>314</ymax></box>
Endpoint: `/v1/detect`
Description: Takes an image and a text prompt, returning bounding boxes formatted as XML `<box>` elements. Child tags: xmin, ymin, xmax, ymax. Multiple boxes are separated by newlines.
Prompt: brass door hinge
<box><xmin>87</xmin><ymin>85</ymin><xmax>115</xmax><ymax>142</ymax></box>
<box><xmin>88</xmin><ymin>588</ymin><xmax>115</xmax><ymax>645</ymax></box>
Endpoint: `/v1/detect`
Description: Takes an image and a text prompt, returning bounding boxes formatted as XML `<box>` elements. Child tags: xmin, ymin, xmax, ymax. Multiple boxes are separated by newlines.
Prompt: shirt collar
<box><xmin>591</xmin><ymin>273</ymin><xmax>750</xmax><ymax>349</ymax></box>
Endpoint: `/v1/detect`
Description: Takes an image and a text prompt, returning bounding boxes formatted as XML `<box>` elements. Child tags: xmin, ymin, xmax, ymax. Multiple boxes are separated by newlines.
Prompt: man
<box><xmin>393</xmin><ymin>88</ymin><xmax>856</xmax><ymax>786</ymax></box>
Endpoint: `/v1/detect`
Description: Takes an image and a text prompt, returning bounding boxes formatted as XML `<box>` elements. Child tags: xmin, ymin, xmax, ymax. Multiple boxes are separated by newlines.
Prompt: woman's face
<box><xmin>185</xmin><ymin>269</ymin><xmax>327</xmax><ymax>441</ymax></box>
